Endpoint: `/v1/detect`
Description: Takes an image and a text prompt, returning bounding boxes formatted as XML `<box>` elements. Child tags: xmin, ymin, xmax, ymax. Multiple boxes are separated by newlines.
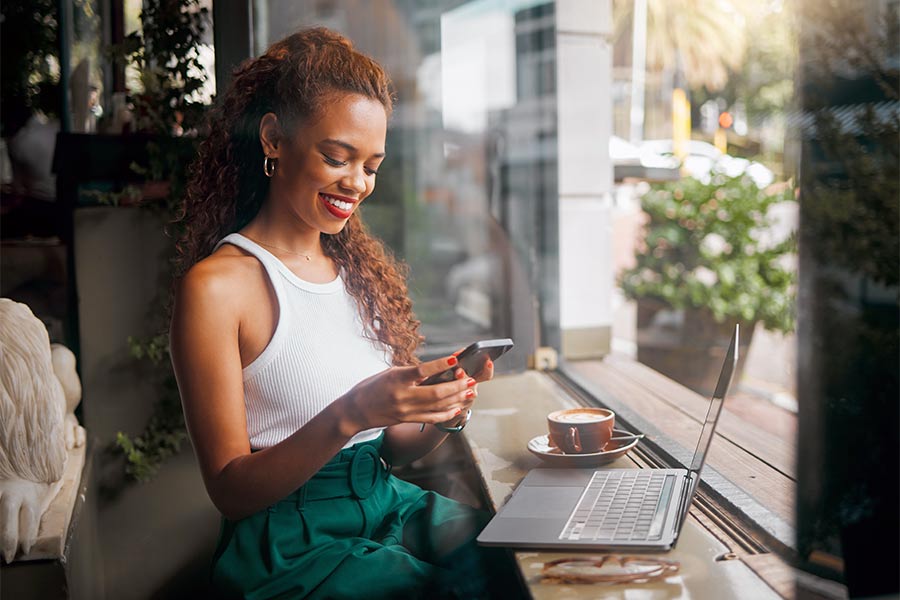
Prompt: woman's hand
<box><xmin>338</xmin><ymin>355</ymin><xmax>478</xmax><ymax>435</ymax></box>
<box><xmin>428</xmin><ymin>348</ymin><xmax>494</xmax><ymax>430</ymax></box>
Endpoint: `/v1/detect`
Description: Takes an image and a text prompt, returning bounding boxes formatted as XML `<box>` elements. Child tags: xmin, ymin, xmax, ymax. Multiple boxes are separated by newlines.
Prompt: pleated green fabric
<box><xmin>210</xmin><ymin>435</ymin><xmax>495</xmax><ymax>599</ymax></box>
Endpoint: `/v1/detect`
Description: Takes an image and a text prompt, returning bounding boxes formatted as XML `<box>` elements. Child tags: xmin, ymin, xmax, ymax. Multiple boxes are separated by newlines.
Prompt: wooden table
<box><xmin>461</xmin><ymin>370</ymin><xmax>790</xmax><ymax>599</ymax></box>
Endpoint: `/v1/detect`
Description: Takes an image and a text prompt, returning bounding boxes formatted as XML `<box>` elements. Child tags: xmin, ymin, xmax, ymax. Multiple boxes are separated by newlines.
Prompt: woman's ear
<box><xmin>259</xmin><ymin>112</ymin><xmax>281</xmax><ymax>158</ymax></box>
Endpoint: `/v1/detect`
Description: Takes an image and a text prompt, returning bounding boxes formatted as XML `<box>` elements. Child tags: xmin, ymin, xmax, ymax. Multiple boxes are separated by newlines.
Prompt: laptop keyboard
<box><xmin>559</xmin><ymin>471</ymin><xmax>676</xmax><ymax>542</ymax></box>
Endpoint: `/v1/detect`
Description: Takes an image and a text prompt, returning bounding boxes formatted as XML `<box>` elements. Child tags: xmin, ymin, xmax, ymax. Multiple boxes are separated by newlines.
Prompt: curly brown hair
<box><xmin>175</xmin><ymin>27</ymin><xmax>422</xmax><ymax>365</ymax></box>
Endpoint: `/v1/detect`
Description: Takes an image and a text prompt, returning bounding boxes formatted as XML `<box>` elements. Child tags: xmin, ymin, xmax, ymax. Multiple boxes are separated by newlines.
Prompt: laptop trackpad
<box><xmin>500</xmin><ymin>487</ymin><xmax>582</xmax><ymax>519</ymax></box>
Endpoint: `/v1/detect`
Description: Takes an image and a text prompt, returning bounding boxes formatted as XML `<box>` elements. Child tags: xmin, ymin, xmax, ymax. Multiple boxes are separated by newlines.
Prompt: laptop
<box><xmin>477</xmin><ymin>324</ymin><xmax>739</xmax><ymax>552</ymax></box>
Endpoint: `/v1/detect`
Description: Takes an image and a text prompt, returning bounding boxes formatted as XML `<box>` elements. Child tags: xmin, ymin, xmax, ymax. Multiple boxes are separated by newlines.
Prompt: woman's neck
<box><xmin>242</xmin><ymin>206</ymin><xmax>324</xmax><ymax>257</ymax></box>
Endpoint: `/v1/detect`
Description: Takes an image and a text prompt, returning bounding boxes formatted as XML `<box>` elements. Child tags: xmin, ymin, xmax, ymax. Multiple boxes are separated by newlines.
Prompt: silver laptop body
<box><xmin>477</xmin><ymin>324</ymin><xmax>739</xmax><ymax>552</ymax></box>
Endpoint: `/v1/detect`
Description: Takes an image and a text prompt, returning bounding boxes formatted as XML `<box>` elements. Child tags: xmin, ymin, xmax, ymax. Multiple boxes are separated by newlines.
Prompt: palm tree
<box><xmin>614</xmin><ymin>0</ymin><xmax>747</xmax><ymax>92</ymax></box>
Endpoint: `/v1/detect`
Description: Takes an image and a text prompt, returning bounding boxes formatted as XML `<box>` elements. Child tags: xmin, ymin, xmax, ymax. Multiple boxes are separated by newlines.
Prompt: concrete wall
<box><xmin>74</xmin><ymin>207</ymin><xmax>219</xmax><ymax>599</ymax></box>
<box><xmin>556</xmin><ymin>0</ymin><xmax>614</xmax><ymax>359</ymax></box>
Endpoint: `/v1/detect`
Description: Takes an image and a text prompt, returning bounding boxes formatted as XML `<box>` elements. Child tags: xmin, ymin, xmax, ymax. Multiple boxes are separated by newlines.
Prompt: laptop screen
<box><xmin>688</xmin><ymin>324</ymin><xmax>739</xmax><ymax>474</ymax></box>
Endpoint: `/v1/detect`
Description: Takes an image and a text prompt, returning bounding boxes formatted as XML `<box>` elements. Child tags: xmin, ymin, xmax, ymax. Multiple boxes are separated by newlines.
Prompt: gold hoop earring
<box><xmin>264</xmin><ymin>155</ymin><xmax>277</xmax><ymax>178</ymax></box>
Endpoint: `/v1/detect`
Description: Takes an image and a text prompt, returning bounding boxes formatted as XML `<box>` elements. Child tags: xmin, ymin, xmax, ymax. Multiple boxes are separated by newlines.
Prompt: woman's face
<box><xmin>262</xmin><ymin>93</ymin><xmax>387</xmax><ymax>236</ymax></box>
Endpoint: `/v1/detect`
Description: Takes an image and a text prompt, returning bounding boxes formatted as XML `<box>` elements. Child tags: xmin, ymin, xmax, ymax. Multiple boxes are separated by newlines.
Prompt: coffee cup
<box><xmin>547</xmin><ymin>408</ymin><xmax>615</xmax><ymax>454</ymax></box>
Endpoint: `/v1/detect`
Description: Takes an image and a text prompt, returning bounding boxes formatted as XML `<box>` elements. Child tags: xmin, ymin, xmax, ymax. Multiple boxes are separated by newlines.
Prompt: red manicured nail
<box><xmin>447</xmin><ymin>356</ymin><xmax>458</xmax><ymax>366</ymax></box>
<box><xmin>466</xmin><ymin>389</ymin><xmax>475</xmax><ymax>399</ymax></box>
<box><xmin>455</xmin><ymin>368</ymin><xmax>465</xmax><ymax>380</ymax></box>
<box><xmin>487</xmin><ymin>359</ymin><xmax>493</xmax><ymax>368</ymax></box>
<box><xmin>466</xmin><ymin>378</ymin><xmax>476</xmax><ymax>388</ymax></box>
<box><xmin>454</xmin><ymin>408</ymin><xmax>462</xmax><ymax>416</ymax></box>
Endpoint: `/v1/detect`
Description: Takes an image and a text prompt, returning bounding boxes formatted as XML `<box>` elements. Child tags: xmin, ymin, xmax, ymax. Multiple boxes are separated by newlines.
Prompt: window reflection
<box><xmin>795</xmin><ymin>0</ymin><xmax>899</xmax><ymax>593</ymax></box>
<box><xmin>68</xmin><ymin>0</ymin><xmax>104</xmax><ymax>133</ymax></box>
<box><xmin>254</xmin><ymin>0</ymin><xmax>559</xmax><ymax>362</ymax></box>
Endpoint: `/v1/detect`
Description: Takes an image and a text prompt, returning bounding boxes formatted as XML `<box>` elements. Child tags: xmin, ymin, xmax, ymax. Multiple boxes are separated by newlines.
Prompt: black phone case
<box><xmin>420</xmin><ymin>339</ymin><xmax>514</xmax><ymax>385</ymax></box>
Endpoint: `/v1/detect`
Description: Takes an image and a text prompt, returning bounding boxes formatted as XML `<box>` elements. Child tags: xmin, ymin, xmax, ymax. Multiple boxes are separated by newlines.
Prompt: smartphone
<box><xmin>420</xmin><ymin>338</ymin><xmax>514</xmax><ymax>386</ymax></box>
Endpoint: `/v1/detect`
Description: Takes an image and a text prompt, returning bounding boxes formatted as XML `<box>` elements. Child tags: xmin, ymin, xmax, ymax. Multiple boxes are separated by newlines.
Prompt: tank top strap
<box><xmin>215</xmin><ymin>232</ymin><xmax>293</xmax><ymax>379</ymax></box>
<box><xmin>215</xmin><ymin>232</ymin><xmax>290</xmax><ymax>317</ymax></box>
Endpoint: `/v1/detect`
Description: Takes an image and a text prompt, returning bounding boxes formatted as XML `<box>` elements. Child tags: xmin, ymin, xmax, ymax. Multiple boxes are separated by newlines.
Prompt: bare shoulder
<box><xmin>173</xmin><ymin>244</ymin><xmax>277</xmax><ymax>370</ymax></box>
<box><xmin>176</xmin><ymin>244</ymin><xmax>267</xmax><ymax>313</ymax></box>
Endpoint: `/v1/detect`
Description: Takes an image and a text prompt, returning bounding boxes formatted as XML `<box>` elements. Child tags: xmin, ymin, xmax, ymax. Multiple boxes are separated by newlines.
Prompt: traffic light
<box><xmin>718</xmin><ymin>111</ymin><xmax>734</xmax><ymax>129</ymax></box>
<box><xmin>715</xmin><ymin>111</ymin><xmax>732</xmax><ymax>153</ymax></box>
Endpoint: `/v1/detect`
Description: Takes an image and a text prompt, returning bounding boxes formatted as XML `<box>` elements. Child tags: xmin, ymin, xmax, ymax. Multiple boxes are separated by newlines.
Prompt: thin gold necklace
<box><xmin>247</xmin><ymin>236</ymin><xmax>319</xmax><ymax>262</ymax></box>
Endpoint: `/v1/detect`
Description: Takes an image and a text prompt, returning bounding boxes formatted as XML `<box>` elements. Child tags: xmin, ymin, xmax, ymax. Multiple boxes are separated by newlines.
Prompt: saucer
<box><xmin>527</xmin><ymin>429</ymin><xmax>641</xmax><ymax>467</ymax></box>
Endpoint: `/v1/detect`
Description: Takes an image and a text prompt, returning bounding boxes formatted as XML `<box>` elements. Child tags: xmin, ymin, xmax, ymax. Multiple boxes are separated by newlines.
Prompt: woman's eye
<box><xmin>322</xmin><ymin>154</ymin><xmax>347</xmax><ymax>167</ymax></box>
<box><xmin>365</xmin><ymin>167</ymin><xmax>379</xmax><ymax>176</ymax></box>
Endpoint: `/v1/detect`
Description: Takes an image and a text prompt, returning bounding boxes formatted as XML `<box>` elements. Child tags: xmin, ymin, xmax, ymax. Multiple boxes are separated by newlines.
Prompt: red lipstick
<box><xmin>319</xmin><ymin>193</ymin><xmax>357</xmax><ymax>219</ymax></box>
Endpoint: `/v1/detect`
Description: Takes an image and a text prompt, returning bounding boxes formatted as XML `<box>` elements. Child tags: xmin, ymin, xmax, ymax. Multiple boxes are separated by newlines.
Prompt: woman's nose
<box><xmin>340</xmin><ymin>168</ymin><xmax>366</xmax><ymax>194</ymax></box>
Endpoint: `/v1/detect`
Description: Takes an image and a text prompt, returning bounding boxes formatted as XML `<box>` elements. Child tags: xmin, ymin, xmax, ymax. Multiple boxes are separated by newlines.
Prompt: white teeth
<box><xmin>322</xmin><ymin>195</ymin><xmax>353</xmax><ymax>212</ymax></box>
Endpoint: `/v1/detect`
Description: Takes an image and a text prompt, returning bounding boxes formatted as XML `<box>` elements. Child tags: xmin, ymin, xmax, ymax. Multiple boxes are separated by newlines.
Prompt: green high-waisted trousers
<box><xmin>210</xmin><ymin>434</ymin><xmax>499</xmax><ymax>599</ymax></box>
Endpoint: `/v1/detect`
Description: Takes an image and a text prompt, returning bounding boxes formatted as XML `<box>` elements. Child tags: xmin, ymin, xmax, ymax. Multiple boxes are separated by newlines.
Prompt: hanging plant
<box><xmin>108</xmin><ymin>0</ymin><xmax>211</xmax><ymax>482</ymax></box>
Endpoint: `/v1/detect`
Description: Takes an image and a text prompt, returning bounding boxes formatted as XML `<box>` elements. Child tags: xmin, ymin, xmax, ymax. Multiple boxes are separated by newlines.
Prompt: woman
<box><xmin>170</xmin><ymin>28</ymin><xmax>500</xmax><ymax>599</ymax></box>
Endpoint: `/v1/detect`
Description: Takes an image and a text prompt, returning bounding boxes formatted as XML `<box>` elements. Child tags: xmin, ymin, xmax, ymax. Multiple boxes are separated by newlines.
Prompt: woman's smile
<box><xmin>320</xmin><ymin>192</ymin><xmax>357</xmax><ymax>219</ymax></box>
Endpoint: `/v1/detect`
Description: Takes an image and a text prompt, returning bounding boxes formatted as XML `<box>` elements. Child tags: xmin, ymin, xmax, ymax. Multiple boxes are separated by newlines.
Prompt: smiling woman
<box><xmin>168</xmin><ymin>28</ymin><xmax>509</xmax><ymax>599</ymax></box>
<box><xmin>252</xmin><ymin>96</ymin><xmax>386</xmax><ymax>240</ymax></box>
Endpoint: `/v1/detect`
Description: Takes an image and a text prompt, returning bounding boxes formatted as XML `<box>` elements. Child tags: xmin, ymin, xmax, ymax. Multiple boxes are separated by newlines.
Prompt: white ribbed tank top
<box><xmin>214</xmin><ymin>233</ymin><xmax>390</xmax><ymax>449</ymax></box>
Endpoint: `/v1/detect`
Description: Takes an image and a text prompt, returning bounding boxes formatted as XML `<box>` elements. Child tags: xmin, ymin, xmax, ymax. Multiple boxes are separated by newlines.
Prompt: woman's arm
<box><xmin>382</xmin><ymin>423</ymin><xmax>452</xmax><ymax>467</ymax></box>
<box><xmin>171</xmin><ymin>262</ymin><xmax>475</xmax><ymax>520</ymax></box>
<box><xmin>170</xmin><ymin>262</ymin><xmax>356</xmax><ymax>520</ymax></box>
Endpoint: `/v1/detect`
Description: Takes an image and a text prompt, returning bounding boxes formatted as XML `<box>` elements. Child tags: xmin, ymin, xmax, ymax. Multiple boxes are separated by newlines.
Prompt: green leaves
<box><xmin>115</xmin><ymin>393</ymin><xmax>187</xmax><ymax>483</ymax></box>
<box><xmin>127</xmin><ymin>334</ymin><xmax>169</xmax><ymax>366</ymax></box>
<box><xmin>620</xmin><ymin>169</ymin><xmax>797</xmax><ymax>333</ymax></box>
<box><xmin>112</xmin><ymin>0</ymin><xmax>211</xmax><ymax>135</ymax></box>
<box><xmin>117</xmin><ymin>332</ymin><xmax>185</xmax><ymax>482</ymax></box>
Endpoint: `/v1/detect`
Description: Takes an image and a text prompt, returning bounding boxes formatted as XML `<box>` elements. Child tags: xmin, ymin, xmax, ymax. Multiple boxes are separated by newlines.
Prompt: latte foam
<box><xmin>554</xmin><ymin>411</ymin><xmax>607</xmax><ymax>423</ymax></box>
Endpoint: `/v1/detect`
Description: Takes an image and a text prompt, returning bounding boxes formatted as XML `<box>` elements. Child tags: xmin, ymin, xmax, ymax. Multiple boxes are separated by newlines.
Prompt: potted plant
<box><xmin>619</xmin><ymin>166</ymin><xmax>796</xmax><ymax>395</ymax></box>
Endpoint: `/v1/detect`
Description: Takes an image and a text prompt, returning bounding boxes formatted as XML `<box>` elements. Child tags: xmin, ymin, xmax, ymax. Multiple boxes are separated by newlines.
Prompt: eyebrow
<box><xmin>320</xmin><ymin>138</ymin><xmax>385</xmax><ymax>159</ymax></box>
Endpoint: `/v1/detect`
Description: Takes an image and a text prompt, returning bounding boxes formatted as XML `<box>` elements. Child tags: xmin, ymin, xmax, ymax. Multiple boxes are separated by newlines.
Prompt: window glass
<box><xmin>590</xmin><ymin>2</ymin><xmax>899</xmax><ymax>585</ymax></box>
<box><xmin>794</xmin><ymin>0</ymin><xmax>898</xmax><ymax>590</ymax></box>
<box><xmin>121</xmin><ymin>0</ymin><xmax>216</xmax><ymax>111</ymax></box>
<box><xmin>252</xmin><ymin>0</ymin><xmax>560</xmax><ymax>366</ymax></box>
<box><xmin>67</xmin><ymin>0</ymin><xmax>104</xmax><ymax>132</ymax></box>
<box><xmin>596</xmin><ymin>0</ymin><xmax>800</xmax><ymax>527</ymax></box>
